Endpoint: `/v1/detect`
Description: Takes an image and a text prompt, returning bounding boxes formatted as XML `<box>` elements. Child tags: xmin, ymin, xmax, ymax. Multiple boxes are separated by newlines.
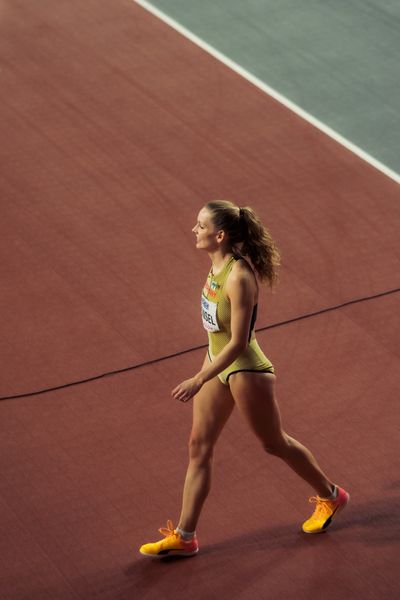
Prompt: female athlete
<box><xmin>140</xmin><ymin>200</ymin><xmax>349</xmax><ymax>558</ymax></box>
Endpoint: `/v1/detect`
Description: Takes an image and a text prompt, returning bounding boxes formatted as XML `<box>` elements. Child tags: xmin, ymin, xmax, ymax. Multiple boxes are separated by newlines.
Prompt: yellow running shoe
<box><xmin>139</xmin><ymin>520</ymin><xmax>199</xmax><ymax>558</ymax></box>
<box><xmin>302</xmin><ymin>486</ymin><xmax>350</xmax><ymax>534</ymax></box>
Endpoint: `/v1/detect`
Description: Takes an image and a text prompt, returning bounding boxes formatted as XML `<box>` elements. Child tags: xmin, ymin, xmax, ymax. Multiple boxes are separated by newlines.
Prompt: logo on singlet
<box><xmin>203</xmin><ymin>280</ymin><xmax>219</xmax><ymax>299</ymax></box>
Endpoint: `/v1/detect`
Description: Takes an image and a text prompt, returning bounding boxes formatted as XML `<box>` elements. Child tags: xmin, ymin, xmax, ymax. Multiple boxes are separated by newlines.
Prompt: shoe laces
<box><xmin>308</xmin><ymin>496</ymin><xmax>332</xmax><ymax>518</ymax></box>
<box><xmin>158</xmin><ymin>520</ymin><xmax>178</xmax><ymax>539</ymax></box>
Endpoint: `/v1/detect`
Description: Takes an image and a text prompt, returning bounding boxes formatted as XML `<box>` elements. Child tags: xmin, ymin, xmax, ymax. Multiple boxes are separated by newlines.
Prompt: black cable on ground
<box><xmin>1</xmin><ymin>286</ymin><xmax>399</xmax><ymax>402</ymax></box>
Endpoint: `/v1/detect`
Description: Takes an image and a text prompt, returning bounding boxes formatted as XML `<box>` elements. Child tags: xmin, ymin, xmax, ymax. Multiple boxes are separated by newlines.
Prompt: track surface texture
<box><xmin>1</xmin><ymin>1</ymin><xmax>399</xmax><ymax>599</ymax></box>
<box><xmin>144</xmin><ymin>0</ymin><xmax>400</xmax><ymax>175</ymax></box>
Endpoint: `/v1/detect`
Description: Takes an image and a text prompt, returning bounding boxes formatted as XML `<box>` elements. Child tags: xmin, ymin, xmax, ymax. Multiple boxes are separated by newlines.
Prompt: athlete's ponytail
<box><xmin>205</xmin><ymin>200</ymin><xmax>281</xmax><ymax>286</ymax></box>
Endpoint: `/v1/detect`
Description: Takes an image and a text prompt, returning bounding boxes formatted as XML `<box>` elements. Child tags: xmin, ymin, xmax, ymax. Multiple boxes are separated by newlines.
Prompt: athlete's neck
<box><xmin>209</xmin><ymin>251</ymin><xmax>234</xmax><ymax>275</ymax></box>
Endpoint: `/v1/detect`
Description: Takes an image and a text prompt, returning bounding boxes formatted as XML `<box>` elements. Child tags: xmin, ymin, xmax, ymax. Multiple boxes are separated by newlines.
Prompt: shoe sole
<box><xmin>140</xmin><ymin>548</ymin><xmax>199</xmax><ymax>558</ymax></box>
<box><xmin>302</xmin><ymin>492</ymin><xmax>350</xmax><ymax>534</ymax></box>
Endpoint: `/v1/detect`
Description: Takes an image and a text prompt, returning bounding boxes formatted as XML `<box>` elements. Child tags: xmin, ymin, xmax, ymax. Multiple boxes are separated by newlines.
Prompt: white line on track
<box><xmin>134</xmin><ymin>0</ymin><xmax>400</xmax><ymax>185</ymax></box>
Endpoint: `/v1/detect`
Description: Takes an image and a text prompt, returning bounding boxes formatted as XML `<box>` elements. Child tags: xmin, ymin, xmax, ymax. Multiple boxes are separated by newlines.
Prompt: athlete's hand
<box><xmin>172</xmin><ymin>376</ymin><xmax>203</xmax><ymax>403</ymax></box>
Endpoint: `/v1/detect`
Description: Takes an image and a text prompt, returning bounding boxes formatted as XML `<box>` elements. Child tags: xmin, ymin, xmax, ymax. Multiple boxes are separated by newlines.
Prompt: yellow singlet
<box><xmin>201</xmin><ymin>256</ymin><xmax>274</xmax><ymax>385</ymax></box>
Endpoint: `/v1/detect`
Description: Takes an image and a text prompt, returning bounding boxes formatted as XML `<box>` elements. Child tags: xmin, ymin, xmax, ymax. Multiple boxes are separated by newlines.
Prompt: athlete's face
<box><xmin>192</xmin><ymin>208</ymin><xmax>222</xmax><ymax>251</ymax></box>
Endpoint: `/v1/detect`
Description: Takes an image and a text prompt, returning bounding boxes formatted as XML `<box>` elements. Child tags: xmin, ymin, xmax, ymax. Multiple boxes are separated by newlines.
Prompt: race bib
<box><xmin>201</xmin><ymin>294</ymin><xmax>220</xmax><ymax>332</ymax></box>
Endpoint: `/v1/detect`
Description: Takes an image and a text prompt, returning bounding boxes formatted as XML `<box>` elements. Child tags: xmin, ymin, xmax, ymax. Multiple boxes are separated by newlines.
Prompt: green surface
<box><xmin>147</xmin><ymin>0</ymin><xmax>400</xmax><ymax>175</ymax></box>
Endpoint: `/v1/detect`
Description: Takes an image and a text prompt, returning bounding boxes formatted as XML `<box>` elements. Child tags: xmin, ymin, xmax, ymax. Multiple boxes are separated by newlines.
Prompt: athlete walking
<box><xmin>140</xmin><ymin>200</ymin><xmax>349</xmax><ymax>558</ymax></box>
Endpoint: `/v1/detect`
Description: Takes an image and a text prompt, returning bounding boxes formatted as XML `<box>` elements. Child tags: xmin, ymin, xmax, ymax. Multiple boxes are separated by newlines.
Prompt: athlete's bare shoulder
<box><xmin>231</xmin><ymin>256</ymin><xmax>255</xmax><ymax>278</ymax></box>
<box><xmin>226</xmin><ymin>257</ymin><xmax>257</xmax><ymax>297</ymax></box>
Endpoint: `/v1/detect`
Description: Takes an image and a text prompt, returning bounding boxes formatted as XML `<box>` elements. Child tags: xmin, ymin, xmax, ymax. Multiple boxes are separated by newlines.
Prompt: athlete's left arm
<box><xmin>225</xmin><ymin>267</ymin><xmax>255</xmax><ymax>350</ymax></box>
<box><xmin>172</xmin><ymin>267</ymin><xmax>255</xmax><ymax>402</ymax></box>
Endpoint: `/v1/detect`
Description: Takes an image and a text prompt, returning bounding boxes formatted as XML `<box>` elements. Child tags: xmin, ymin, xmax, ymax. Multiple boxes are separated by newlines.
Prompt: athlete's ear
<box><xmin>216</xmin><ymin>229</ymin><xmax>225</xmax><ymax>243</ymax></box>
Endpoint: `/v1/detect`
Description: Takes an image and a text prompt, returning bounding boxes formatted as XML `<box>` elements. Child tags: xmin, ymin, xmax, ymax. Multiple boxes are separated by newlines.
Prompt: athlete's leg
<box><xmin>178</xmin><ymin>355</ymin><xmax>234</xmax><ymax>532</ymax></box>
<box><xmin>229</xmin><ymin>372</ymin><xmax>334</xmax><ymax>498</ymax></box>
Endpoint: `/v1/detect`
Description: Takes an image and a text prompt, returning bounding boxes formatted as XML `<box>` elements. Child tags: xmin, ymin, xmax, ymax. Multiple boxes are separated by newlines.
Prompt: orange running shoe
<box><xmin>302</xmin><ymin>486</ymin><xmax>350</xmax><ymax>533</ymax></box>
<box><xmin>139</xmin><ymin>520</ymin><xmax>199</xmax><ymax>558</ymax></box>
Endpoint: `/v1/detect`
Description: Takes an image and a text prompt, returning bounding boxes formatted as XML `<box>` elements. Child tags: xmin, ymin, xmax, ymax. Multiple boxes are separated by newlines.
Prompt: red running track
<box><xmin>0</xmin><ymin>1</ymin><xmax>399</xmax><ymax>599</ymax></box>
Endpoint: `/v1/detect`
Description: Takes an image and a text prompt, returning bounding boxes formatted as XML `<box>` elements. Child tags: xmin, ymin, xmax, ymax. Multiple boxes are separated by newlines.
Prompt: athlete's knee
<box><xmin>188</xmin><ymin>432</ymin><xmax>215</xmax><ymax>464</ymax></box>
<box><xmin>262</xmin><ymin>432</ymin><xmax>290</xmax><ymax>457</ymax></box>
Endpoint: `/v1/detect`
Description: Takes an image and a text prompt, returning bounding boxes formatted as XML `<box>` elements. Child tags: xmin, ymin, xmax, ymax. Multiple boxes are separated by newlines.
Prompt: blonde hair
<box><xmin>205</xmin><ymin>200</ymin><xmax>280</xmax><ymax>286</ymax></box>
